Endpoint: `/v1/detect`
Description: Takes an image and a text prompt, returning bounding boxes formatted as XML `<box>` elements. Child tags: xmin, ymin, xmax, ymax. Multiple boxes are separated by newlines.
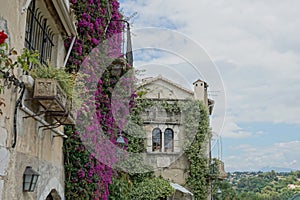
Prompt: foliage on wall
<box><xmin>120</xmin><ymin>98</ymin><xmax>211</xmax><ymax>199</ymax></box>
<box><xmin>108</xmin><ymin>97</ymin><xmax>175</xmax><ymax>199</ymax></box>
<box><xmin>64</xmin><ymin>127</ymin><xmax>112</xmax><ymax>199</ymax></box>
<box><xmin>63</xmin><ymin>0</ymin><xmax>126</xmax><ymax>199</ymax></box>
<box><xmin>0</xmin><ymin>30</ymin><xmax>39</xmax><ymax>114</ymax></box>
<box><xmin>65</xmin><ymin>0</ymin><xmax>123</xmax><ymax>73</ymax></box>
<box><xmin>63</xmin><ymin>0</ymin><xmax>175</xmax><ymax>197</ymax></box>
<box><xmin>184</xmin><ymin>101</ymin><xmax>210</xmax><ymax>200</ymax></box>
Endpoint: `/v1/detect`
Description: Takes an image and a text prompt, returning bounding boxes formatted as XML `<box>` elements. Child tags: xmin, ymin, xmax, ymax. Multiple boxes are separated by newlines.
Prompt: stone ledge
<box><xmin>147</xmin><ymin>152</ymin><xmax>181</xmax><ymax>156</ymax></box>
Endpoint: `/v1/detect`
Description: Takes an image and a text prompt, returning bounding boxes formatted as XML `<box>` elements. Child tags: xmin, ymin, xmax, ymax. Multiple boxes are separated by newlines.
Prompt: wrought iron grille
<box><xmin>25</xmin><ymin>0</ymin><xmax>54</xmax><ymax>66</ymax></box>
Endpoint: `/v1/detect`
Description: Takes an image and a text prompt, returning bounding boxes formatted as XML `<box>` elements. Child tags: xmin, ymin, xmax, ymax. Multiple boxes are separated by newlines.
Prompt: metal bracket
<box><xmin>22</xmin><ymin>0</ymin><xmax>33</xmax><ymax>13</ymax></box>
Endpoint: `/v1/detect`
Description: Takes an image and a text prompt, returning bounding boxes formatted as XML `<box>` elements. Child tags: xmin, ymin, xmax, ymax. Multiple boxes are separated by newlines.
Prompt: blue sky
<box><xmin>119</xmin><ymin>0</ymin><xmax>300</xmax><ymax>172</ymax></box>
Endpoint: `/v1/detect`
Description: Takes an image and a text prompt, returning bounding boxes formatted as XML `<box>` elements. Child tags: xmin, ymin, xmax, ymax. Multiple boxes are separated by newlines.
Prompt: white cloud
<box><xmin>216</xmin><ymin>116</ymin><xmax>252</xmax><ymax>138</ymax></box>
<box><xmin>224</xmin><ymin>141</ymin><xmax>300</xmax><ymax>171</ymax></box>
<box><xmin>122</xmin><ymin>0</ymin><xmax>300</xmax><ymax>125</ymax></box>
<box><xmin>120</xmin><ymin>0</ymin><xmax>300</xmax><ymax>170</ymax></box>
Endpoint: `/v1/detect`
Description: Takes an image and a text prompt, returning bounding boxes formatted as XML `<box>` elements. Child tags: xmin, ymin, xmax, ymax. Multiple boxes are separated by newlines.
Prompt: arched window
<box><xmin>152</xmin><ymin>128</ymin><xmax>162</xmax><ymax>152</ymax></box>
<box><xmin>164</xmin><ymin>128</ymin><xmax>174</xmax><ymax>152</ymax></box>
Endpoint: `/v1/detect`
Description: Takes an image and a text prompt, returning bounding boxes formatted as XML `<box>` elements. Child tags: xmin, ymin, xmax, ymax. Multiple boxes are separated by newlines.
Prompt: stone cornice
<box><xmin>138</xmin><ymin>75</ymin><xmax>194</xmax><ymax>95</ymax></box>
<box><xmin>51</xmin><ymin>0</ymin><xmax>77</xmax><ymax>36</ymax></box>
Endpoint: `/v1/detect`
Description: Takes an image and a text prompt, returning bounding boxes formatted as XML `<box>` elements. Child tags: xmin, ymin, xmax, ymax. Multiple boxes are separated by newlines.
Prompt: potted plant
<box><xmin>30</xmin><ymin>66</ymin><xmax>75</xmax><ymax>121</ymax></box>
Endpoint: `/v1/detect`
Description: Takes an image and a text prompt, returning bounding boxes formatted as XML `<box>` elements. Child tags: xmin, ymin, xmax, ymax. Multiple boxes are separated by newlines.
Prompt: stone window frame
<box><xmin>152</xmin><ymin>127</ymin><xmax>174</xmax><ymax>153</ymax></box>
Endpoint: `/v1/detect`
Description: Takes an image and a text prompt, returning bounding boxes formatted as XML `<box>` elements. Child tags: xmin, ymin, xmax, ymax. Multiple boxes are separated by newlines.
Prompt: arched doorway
<box><xmin>45</xmin><ymin>189</ymin><xmax>61</xmax><ymax>200</ymax></box>
<box><xmin>46</xmin><ymin>193</ymin><xmax>53</xmax><ymax>200</ymax></box>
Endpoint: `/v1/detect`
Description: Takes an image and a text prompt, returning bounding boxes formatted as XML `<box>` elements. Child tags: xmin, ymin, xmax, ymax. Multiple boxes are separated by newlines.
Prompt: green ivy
<box><xmin>109</xmin><ymin>97</ymin><xmax>175</xmax><ymax>199</ymax></box>
<box><xmin>108</xmin><ymin>174</ymin><xmax>132</xmax><ymax>200</ymax></box>
<box><xmin>184</xmin><ymin>101</ymin><xmax>211</xmax><ymax>200</ymax></box>
<box><xmin>129</xmin><ymin>178</ymin><xmax>175</xmax><ymax>200</ymax></box>
<box><xmin>160</xmin><ymin>100</ymin><xmax>181</xmax><ymax>113</ymax></box>
<box><xmin>109</xmin><ymin>97</ymin><xmax>211</xmax><ymax>199</ymax></box>
<box><xmin>64</xmin><ymin>126</ymin><xmax>97</xmax><ymax>200</ymax></box>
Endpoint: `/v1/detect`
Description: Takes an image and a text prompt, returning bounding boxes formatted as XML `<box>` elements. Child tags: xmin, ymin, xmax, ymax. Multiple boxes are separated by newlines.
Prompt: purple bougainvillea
<box><xmin>63</xmin><ymin>0</ymin><xmax>128</xmax><ymax>199</ymax></box>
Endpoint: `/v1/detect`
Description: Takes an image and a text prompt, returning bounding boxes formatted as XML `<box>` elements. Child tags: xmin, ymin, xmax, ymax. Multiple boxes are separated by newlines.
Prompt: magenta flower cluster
<box><xmin>65</xmin><ymin>0</ymin><xmax>123</xmax><ymax>72</ymax></box>
<box><xmin>63</xmin><ymin>0</ymin><xmax>128</xmax><ymax>199</ymax></box>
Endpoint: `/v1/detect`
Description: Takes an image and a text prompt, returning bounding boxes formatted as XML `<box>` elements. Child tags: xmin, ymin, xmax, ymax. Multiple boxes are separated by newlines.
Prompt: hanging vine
<box><xmin>63</xmin><ymin>0</ymin><xmax>125</xmax><ymax>199</ymax></box>
<box><xmin>184</xmin><ymin>101</ymin><xmax>211</xmax><ymax>200</ymax></box>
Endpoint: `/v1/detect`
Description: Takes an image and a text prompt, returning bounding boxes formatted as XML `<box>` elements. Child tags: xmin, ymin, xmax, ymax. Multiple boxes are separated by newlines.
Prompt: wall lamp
<box><xmin>116</xmin><ymin>132</ymin><xmax>126</xmax><ymax>146</ymax></box>
<box><xmin>23</xmin><ymin>166</ymin><xmax>39</xmax><ymax>192</ymax></box>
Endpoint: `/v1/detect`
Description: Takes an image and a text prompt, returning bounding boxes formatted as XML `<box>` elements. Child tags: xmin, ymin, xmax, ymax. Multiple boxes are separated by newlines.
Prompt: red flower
<box><xmin>0</xmin><ymin>31</ymin><xmax>8</xmax><ymax>45</ymax></box>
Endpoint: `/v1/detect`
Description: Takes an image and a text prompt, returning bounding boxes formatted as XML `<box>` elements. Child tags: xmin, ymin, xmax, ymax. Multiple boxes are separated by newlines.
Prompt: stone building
<box><xmin>0</xmin><ymin>0</ymin><xmax>76</xmax><ymax>199</ymax></box>
<box><xmin>138</xmin><ymin>75</ymin><xmax>214</xmax><ymax>199</ymax></box>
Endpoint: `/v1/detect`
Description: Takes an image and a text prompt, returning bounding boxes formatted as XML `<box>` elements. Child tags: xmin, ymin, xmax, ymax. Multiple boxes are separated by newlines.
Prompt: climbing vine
<box><xmin>115</xmin><ymin>98</ymin><xmax>210</xmax><ymax>199</ymax></box>
<box><xmin>63</xmin><ymin>0</ymin><xmax>126</xmax><ymax>199</ymax></box>
<box><xmin>62</xmin><ymin>0</ymin><xmax>172</xmax><ymax>197</ymax></box>
<box><xmin>184</xmin><ymin>101</ymin><xmax>211</xmax><ymax>200</ymax></box>
<box><xmin>108</xmin><ymin>96</ymin><xmax>175</xmax><ymax>199</ymax></box>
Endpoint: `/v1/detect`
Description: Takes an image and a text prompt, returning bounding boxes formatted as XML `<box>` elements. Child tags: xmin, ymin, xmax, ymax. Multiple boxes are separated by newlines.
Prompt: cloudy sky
<box><xmin>119</xmin><ymin>0</ymin><xmax>300</xmax><ymax>172</ymax></box>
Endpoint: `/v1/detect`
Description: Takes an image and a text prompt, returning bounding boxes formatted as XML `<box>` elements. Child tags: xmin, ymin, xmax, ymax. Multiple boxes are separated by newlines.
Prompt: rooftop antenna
<box><xmin>208</xmin><ymin>90</ymin><xmax>221</xmax><ymax>97</ymax></box>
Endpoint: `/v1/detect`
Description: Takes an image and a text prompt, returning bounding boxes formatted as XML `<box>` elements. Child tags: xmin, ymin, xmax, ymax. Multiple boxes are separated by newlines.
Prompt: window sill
<box><xmin>146</xmin><ymin>152</ymin><xmax>181</xmax><ymax>155</ymax></box>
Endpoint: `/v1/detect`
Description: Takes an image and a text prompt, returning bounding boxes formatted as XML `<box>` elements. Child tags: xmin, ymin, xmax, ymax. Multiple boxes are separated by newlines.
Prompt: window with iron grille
<box><xmin>25</xmin><ymin>0</ymin><xmax>54</xmax><ymax>66</ymax></box>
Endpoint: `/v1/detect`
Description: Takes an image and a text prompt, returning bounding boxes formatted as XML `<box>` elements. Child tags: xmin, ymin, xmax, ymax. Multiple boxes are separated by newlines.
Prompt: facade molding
<box><xmin>138</xmin><ymin>75</ymin><xmax>194</xmax><ymax>95</ymax></box>
<box><xmin>50</xmin><ymin>0</ymin><xmax>77</xmax><ymax>36</ymax></box>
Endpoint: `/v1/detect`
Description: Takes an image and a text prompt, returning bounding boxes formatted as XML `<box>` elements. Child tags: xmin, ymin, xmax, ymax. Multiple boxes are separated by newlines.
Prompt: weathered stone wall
<box><xmin>2</xmin><ymin>153</ymin><xmax>64</xmax><ymax>200</ymax></box>
<box><xmin>143</xmin><ymin>120</ymin><xmax>190</xmax><ymax>185</ymax></box>
<box><xmin>140</xmin><ymin>77</ymin><xmax>194</xmax><ymax>185</ymax></box>
<box><xmin>145</xmin><ymin>124</ymin><xmax>181</xmax><ymax>153</ymax></box>
<box><xmin>0</xmin><ymin>0</ymin><xmax>72</xmax><ymax>199</ymax></box>
<box><xmin>140</xmin><ymin>76</ymin><xmax>211</xmax><ymax>198</ymax></box>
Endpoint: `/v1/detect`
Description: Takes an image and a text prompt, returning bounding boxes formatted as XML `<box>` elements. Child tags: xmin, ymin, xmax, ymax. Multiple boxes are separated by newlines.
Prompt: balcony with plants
<box><xmin>0</xmin><ymin>30</ymin><xmax>76</xmax><ymax>126</ymax></box>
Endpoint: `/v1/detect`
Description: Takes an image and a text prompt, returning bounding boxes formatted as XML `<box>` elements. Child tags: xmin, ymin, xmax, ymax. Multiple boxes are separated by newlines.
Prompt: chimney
<box><xmin>193</xmin><ymin>79</ymin><xmax>208</xmax><ymax>106</ymax></box>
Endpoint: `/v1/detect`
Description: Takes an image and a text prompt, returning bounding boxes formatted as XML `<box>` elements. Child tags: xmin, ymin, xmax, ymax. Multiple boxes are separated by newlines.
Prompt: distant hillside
<box><xmin>218</xmin><ymin>170</ymin><xmax>300</xmax><ymax>199</ymax></box>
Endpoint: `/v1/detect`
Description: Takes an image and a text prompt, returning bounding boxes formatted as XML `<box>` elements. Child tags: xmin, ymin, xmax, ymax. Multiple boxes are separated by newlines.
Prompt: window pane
<box><xmin>152</xmin><ymin>128</ymin><xmax>161</xmax><ymax>152</ymax></box>
<box><xmin>164</xmin><ymin>129</ymin><xmax>174</xmax><ymax>152</ymax></box>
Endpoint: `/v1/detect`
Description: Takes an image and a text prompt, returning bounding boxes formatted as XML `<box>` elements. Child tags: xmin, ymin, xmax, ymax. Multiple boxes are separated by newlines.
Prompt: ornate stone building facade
<box><xmin>0</xmin><ymin>0</ymin><xmax>76</xmax><ymax>199</ymax></box>
<box><xmin>138</xmin><ymin>75</ymin><xmax>214</xmax><ymax>199</ymax></box>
